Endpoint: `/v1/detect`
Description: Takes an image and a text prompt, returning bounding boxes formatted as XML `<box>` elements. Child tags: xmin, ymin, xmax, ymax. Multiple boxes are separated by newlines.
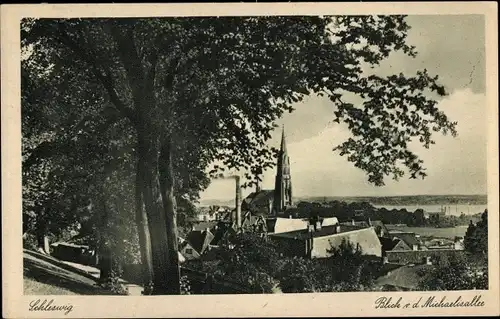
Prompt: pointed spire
<box><xmin>280</xmin><ymin>125</ymin><xmax>287</xmax><ymax>154</ymax></box>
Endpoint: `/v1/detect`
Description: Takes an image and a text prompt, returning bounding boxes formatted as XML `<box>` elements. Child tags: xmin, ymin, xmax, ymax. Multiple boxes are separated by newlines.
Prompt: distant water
<box><xmin>372</xmin><ymin>204</ymin><xmax>487</xmax><ymax>216</ymax></box>
<box><xmin>385</xmin><ymin>225</ymin><xmax>469</xmax><ymax>239</ymax></box>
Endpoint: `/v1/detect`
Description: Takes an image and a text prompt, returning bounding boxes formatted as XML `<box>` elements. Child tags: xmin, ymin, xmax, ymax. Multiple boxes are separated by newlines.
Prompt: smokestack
<box><xmin>235</xmin><ymin>176</ymin><xmax>242</xmax><ymax>229</ymax></box>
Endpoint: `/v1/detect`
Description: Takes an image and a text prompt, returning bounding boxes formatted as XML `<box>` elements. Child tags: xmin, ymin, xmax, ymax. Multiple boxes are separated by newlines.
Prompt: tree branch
<box><xmin>54</xmin><ymin>23</ymin><xmax>138</xmax><ymax>126</ymax></box>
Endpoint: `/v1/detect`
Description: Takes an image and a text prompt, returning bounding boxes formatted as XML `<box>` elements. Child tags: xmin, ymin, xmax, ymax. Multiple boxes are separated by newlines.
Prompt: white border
<box><xmin>2</xmin><ymin>3</ymin><xmax>498</xmax><ymax>318</ymax></box>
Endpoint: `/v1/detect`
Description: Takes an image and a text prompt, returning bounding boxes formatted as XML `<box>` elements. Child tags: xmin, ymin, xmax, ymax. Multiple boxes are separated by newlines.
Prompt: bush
<box><xmin>180</xmin><ymin>275</ymin><xmax>191</xmax><ymax>295</ymax></box>
<box><xmin>418</xmin><ymin>253</ymin><xmax>488</xmax><ymax>291</ymax></box>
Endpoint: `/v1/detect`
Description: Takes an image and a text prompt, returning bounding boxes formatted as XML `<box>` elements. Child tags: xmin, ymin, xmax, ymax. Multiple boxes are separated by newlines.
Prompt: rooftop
<box><xmin>269</xmin><ymin>224</ymin><xmax>366</xmax><ymax>240</ymax></box>
<box><xmin>392</xmin><ymin>233</ymin><xmax>420</xmax><ymax>247</ymax></box>
<box><xmin>374</xmin><ymin>264</ymin><xmax>434</xmax><ymax>290</ymax></box>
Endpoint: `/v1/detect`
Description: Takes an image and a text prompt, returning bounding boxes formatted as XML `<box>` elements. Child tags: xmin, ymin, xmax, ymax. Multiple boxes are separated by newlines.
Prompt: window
<box><xmin>186</xmin><ymin>248</ymin><xmax>193</xmax><ymax>254</ymax></box>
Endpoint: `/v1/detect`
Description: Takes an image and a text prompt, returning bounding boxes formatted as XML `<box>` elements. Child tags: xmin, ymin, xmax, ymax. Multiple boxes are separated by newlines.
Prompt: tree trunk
<box><xmin>135</xmin><ymin>157</ymin><xmax>153</xmax><ymax>294</ymax></box>
<box><xmin>138</xmin><ymin>134</ymin><xmax>172</xmax><ymax>295</ymax></box>
<box><xmin>159</xmin><ymin>137</ymin><xmax>181</xmax><ymax>295</ymax></box>
<box><xmin>96</xmin><ymin>187</ymin><xmax>113</xmax><ymax>284</ymax></box>
<box><xmin>98</xmin><ymin>244</ymin><xmax>113</xmax><ymax>284</ymax></box>
<box><xmin>35</xmin><ymin>212</ymin><xmax>49</xmax><ymax>254</ymax></box>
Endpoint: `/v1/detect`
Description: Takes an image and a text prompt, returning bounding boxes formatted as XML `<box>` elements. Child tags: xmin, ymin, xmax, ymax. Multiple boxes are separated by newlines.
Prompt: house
<box><xmin>241</xmin><ymin>190</ymin><xmax>275</xmax><ymax>216</ymax></box>
<box><xmin>210</xmin><ymin>221</ymin><xmax>238</xmax><ymax>246</ymax></box>
<box><xmin>269</xmin><ymin>223</ymin><xmax>382</xmax><ymax>259</ymax></box>
<box><xmin>265</xmin><ymin>217</ymin><xmax>309</xmax><ymax>234</ymax></box>
<box><xmin>374</xmin><ymin>264</ymin><xmax>434</xmax><ymax>291</ymax></box>
<box><xmin>425</xmin><ymin>238</ymin><xmax>455</xmax><ymax>250</ymax></box>
<box><xmin>241</xmin><ymin>212</ymin><xmax>267</xmax><ymax>233</ymax></box>
<box><xmin>179</xmin><ymin>237</ymin><xmax>200</xmax><ymax>261</ymax></box>
<box><xmin>425</xmin><ymin>210</ymin><xmax>446</xmax><ymax>221</ymax></box>
<box><xmin>454</xmin><ymin>237</ymin><xmax>465</xmax><ymax>250</ymax></box>
<box><xmin>340</xmin><ymin>220</ymin><xmax>370</xmax><ymax>228</ymax></box>
<box><xmin>321</xmin><ymin>217</ymin><xmax>339</xmax><ymax>227</ymax></box>
<box><xmin>379</xmin><ymin>236</ymin><xmax>399</xmax><ymax>257</ymax></box>
<box><xmin>186</xmin><ymin>228</ymin><xmax>215</xmax><ymax>256</ymax></box>
<box><xmin>191</xmin><ymin>221</ymin><xmax>218</xmax><ymax>232</ymax></box>
<box><xmin>391</xmin><ymin>233</ymin><xmax>422</xmax><ymax>251</ymax></box>
<box><xmin>196</xmin><ymin>206</ymin><xmax>216</xmax><ymax>222</ymax></box>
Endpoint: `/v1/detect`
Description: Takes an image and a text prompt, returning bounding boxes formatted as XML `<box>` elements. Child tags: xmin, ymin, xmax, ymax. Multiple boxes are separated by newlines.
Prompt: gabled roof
<box><xmin>321</xmin><ymin>217</ymin><xmax>339</xmax><ymax>227</ymax></box>
<box><xmin>179</xmin><ymin>241</ymin><xmax>200</xmax><ymax>260</ymax></box>
<box><xmin>210</xmin><ymin>222</ymin><xmax>237</xmax><ymax>246</ymax></box>
<box><xmin>266</xmin><ymin>217</ymin><xmax>309</xmax><ymax>234</ymax></box>
<box><xmin>379</xmin><ymin>236</ymin><xmax>398</xmax><ymax>251</ymax></box>
<box><xmin>374</xmin><ymin>264</ymin><xmax>433</xmax><ymax>290</ymax></box>
<box><xmin>270</xmin><ymin>224</ymin><xmax>366</xmax><ymax>240</ymax></box>
<box><xmin>324</xmin><ymin>227</ymin><xmax>382</xmax><ymax>257</ymax></box>
<box><xmin>242</xmin><ymin>213</ymin><xmax>266</xmax><ymax>229</ymax></box>
<box><xmin>392</xmin><ymin>233</ymin><xmax>420</xmax><ymax>247</ymax></box>
<box><xmin>186</xmin><ymin>229</ymin><xmax>215</xmax><ymax>255</ymax></box>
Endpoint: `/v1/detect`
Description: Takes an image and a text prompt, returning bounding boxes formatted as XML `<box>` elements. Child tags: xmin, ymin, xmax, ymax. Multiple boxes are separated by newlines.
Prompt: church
<box><xmin>241</xmin><ymin>127</ymin><xmax>293</xmax><ymax>217</ymax></box>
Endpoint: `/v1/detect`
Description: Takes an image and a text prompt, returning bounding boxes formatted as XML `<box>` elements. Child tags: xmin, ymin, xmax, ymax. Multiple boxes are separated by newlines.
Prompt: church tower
<box><xmin>273</xmin><ymin>127</ymin><xmax>293</xmax><ymax>215</ymax></box>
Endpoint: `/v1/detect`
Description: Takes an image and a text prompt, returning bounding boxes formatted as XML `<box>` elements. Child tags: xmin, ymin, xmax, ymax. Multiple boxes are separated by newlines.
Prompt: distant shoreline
<box><xmin>199</xmin><ymin>194</ymin><xmax>488</xmax><ymax>207</ymax></box>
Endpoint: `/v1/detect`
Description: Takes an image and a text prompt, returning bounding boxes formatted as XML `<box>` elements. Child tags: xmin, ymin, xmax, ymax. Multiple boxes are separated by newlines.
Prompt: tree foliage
<box><xmin>464</xmin><ymin>209</ymin><xmax>488</xmax><ymax>255</ymax></box>
<box><xmin>418</xmin><ymin>253</ymin><xmax>488</xmax><ymax>291</ymax></box>
<box><xmin>195</xmin><ymin>232</ymin><xmax>379</xmax><ymax>293</ymax></box>
<box><xmin>23</xmin><ymin>16</ymin><xmax>456</xmax><ymax>187</ymax></box>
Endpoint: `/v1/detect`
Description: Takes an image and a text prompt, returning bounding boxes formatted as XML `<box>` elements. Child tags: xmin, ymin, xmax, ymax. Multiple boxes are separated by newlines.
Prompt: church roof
<box><xmin>243</xmin><ymin>190</ymin><xmax>274</xmax><ymax>204</ymax></box>
<box><xmin>280</xmin><ymin>126</ymin><xmax>288</xmax><ymax>154</ymax></box>
<box><xmin>242</xmin><ymin>190</ymin><xmax>274</xmax><ymax>215</ymax></box>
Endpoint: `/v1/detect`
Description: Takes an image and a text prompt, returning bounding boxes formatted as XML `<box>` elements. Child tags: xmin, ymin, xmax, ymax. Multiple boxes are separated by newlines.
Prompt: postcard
<box><xmin>1</xmin><ymin>2</ymin><xmax>499</xmax><ymax>318</ymax></box>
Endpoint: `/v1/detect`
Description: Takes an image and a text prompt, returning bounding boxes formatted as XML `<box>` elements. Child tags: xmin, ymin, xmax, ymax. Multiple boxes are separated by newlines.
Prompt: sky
<box><xmin>199</xmin><ymin>15</ymin><xmax>487</xmax><ymax>202</ymax></box>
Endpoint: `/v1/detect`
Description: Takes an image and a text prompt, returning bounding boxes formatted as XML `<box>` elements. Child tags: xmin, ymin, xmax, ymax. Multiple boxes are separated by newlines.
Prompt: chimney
<box><xmin>335</xmin><ymin>225</ymin><xmax>341</xmax><ymax>234</ymax></box>
<box><xmin>351</xmin><ymin>219</ymin><xmax>355</xmax><ymax>226</ymax></box>
<box><xmin>315</xmin><ymin>220</ymin><xmax>322</xmax><ymax>231</ymax></box>
<box><xmin>367</xmin><ymin>217</ymin><xmax>372</xmax><ymax>226</ymax></box>
<box><xmin>308</xmin><ymin>223</ymin><xmax>315</xmax><ymax>233</ymax></box>
<box><xmin>289</xmin><ymin>215</ymin><xmax>292</xmax><ymax>219</ymax></box>
<box><xmin>235</xmin><ymin>176</ymin><xmax>242</xmax><ymax>229</ymax></box>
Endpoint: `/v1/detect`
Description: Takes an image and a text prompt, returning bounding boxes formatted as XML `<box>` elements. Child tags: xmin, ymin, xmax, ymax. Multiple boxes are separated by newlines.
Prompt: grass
<box><xmin>23</xmin><ymin>250</ymin><xmax>117</xmax><ymax>295</ymax></box>
<box><xmin>24</xmin><ymin>277</ymin><xmax>79</xmax><ymax>295</ymax></box>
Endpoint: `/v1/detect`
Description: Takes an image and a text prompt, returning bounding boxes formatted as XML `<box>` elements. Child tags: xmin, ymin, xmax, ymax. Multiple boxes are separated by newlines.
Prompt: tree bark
<box><xmin>35</xmin><ymin>211</ymin><xmax>49</xmax><ymax>254</ymax></box>
<box><xmin>135</xmin><ymin>157</ymin><xmax>153</xmax><ymax>294</ymax></box>
<box><xmin>138</xmin><ymin>133</ymin><xmax>172</xmax><ymax>295</ymax></box>
<box><xmin>159</xmin><ymin>137</ymin><xmax>181</xmax><ymax>295</ymax></box>
<box><xmin>96</xmin><ymin>186</ymin><xmax>113</xmax><ymax>284</ymax></box>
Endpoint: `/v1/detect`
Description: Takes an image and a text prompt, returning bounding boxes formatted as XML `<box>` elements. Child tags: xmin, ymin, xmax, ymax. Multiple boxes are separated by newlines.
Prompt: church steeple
<box><xmin>273</xmin><ymin>126</ymin><xmax>293</xmax><ymax>215</ymax></box>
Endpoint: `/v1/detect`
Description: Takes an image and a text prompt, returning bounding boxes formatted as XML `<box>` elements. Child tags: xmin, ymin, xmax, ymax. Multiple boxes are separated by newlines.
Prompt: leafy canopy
<box><xmin>22</xmin><ymin>16</ymin><xmax>457</xmax><ymax>188</ymax></box>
